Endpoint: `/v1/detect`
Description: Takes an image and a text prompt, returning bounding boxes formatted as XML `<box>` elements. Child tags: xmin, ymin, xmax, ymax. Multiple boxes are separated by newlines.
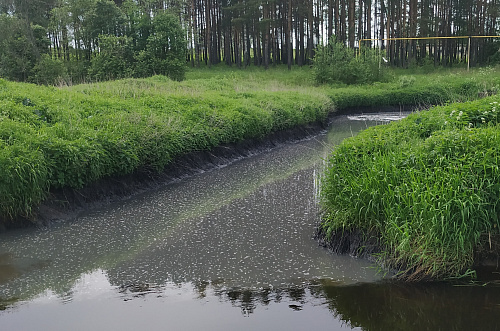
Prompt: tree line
<box><xmin>1</xmin><ymin>0</ymin><xmax>499</xmax><ymax>84</ymax></box>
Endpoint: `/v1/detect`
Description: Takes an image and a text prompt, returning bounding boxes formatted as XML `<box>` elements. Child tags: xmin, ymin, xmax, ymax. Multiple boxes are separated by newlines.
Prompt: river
<box><xmin>1</xmin><ymin>113</ymin><xmax>500</xmax><ymax>330</ymax></box>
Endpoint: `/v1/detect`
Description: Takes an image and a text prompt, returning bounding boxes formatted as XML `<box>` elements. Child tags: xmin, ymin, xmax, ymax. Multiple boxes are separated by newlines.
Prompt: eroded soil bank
<box><xmin>315</xmin><ymin>225</ymin><xmax>500</xmax><ymax>281</ymax></box>
<box><xmin>2</xmin><ymin>119</ymin><xmax>327</xmax><ymax>230</ymax></box>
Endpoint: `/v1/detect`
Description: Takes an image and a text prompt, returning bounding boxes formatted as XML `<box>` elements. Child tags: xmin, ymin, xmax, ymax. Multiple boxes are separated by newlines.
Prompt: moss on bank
<box><xmin>1</xmin><ymin>66</ymin><xmax>500</xmax><ymax>227</ymax></box>
<box><xmin>319</xmin><ymin>94</ymin><xmax>500</xmax><ymax>280</ymax></box>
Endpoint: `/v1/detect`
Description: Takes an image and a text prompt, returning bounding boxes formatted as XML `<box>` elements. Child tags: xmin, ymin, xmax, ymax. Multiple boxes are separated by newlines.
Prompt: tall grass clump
<box><xmin>0</xmin><ymin>144</ymin><xmax>48</xmax><ymax>220</ymax></box>
<box><xmin>320</xmin><ymin>95</ymin><xmax>500</xmax><ymax>280</ymax></box>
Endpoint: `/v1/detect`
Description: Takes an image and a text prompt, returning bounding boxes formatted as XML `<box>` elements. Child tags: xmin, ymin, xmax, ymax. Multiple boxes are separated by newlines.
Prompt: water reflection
<box><xmin>5</xmin><ymin>267</ymin><xmax>496</xmax><ymax>331</ymax></box>
<box><xmin>323</xmin><ymin>281</ymin><xmax>500</xmax><ymax>330</ymax></box>
<box><xmin>116</xmin><ymin>277</ymin><xmax>500</xmax><ymax>330</ymax></box>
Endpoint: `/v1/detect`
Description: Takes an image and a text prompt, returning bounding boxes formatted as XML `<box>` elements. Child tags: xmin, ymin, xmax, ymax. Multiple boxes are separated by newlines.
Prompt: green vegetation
<box><xmin>2</xmin><ymin>0</ymin><xmax>500</xmax><ymax>83</ymax></box>
<box><xmin>2</xmin><ymin>64</ymin><xmax>500</xmax><ymax>252</ymax></box>
<box><xmin>0</xmin><ymin>68</ymin><xmax>331</xmax><ymax>222</ymax></box>
<box><xmin>319</xmin><ymin>89</ymin><xmax>500</xmax><ymax>280</ymax></box>
<box><xmin>0</xmin><ymin>6</ymin><xmax>186</xmax><ymax>84</ymax></box>
<box><xmin>313</xmin><ymin>37</ymin><xmax>386</xmax><ymax>85</ymax></box>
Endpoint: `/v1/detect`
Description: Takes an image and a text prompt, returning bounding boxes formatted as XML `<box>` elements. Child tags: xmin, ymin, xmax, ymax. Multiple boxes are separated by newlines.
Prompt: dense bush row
<box><xmin>0</xmin><ymin>9</ymin><xmax>186</xmax><ymax>85</ymax></box>
<box><xmin>319</xmin><ymin>94</ymin><xmax>500</xmax><ymax>280</ymax></box>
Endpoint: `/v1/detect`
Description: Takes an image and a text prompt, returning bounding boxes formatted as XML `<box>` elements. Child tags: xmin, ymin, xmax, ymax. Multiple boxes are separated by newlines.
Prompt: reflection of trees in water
<box><xmin>119</xmin><ymin>282</ymin><xmax>163</xmax><ymax>300</ymax></box>
<box><xmin>319</xmin><ymin>280</ymin><xmax>500</xmax><ymax>331</ymax></box>
<box><xmin>212</xmin><ymin>283</ymin><xmax>311</xmax><ymax>316</ymax></box>
<box><xmin>206</xmin><ymin>279</ymin><xmax>500</xmax><ymax>329</ymax></box>
<box><xmin>228</xmin><ymin>290</ymin><xmax>256</xmax><ymax>316</ymax></box>
<box><xmin>100</xmin><ymin>277</ymin><xmax>500</xmax><ymax>330</ymax></box>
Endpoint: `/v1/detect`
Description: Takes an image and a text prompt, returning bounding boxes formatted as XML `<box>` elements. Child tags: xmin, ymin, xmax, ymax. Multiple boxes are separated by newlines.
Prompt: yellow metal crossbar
<box><xmin>358</xmin><ymin>35</ymin><xmax>500</xmax><ymax>71</ymax></box>
<box><xmin>359</xmin><ymin>35</ymin><xmax>500</xmax><ymax>42</ymax></box>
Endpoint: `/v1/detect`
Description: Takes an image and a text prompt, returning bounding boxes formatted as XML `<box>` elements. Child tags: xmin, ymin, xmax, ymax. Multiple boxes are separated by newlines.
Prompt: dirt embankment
<box><xmin>314</xmin><ymin>226</ymin><xmax>382</xmax><ymax>261</ymax></box>
<box><xmin>2</xmin><ymin>117</ymin><xmax>334</xmax><ymax>231</ymax></box>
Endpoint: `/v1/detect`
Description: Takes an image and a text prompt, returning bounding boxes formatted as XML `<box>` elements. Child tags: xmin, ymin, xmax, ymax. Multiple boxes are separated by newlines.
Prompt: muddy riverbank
<box><xmin>4</xmin><ymin>119</ymin><xmax>327</xmax><ymax>230</ymax></box>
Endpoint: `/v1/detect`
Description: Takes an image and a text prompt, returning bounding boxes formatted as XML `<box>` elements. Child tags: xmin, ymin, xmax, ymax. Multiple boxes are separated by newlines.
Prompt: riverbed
<box><xmin>1</xmin><ymin>113</ymin><xmax>499</xmax><ymax>330</ymax></box>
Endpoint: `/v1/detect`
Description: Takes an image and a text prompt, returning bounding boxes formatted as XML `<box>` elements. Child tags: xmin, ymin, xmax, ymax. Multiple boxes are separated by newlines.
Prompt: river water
<box><xmin>1</xmin><ymin>113</ymin><xmax>500</xmax><ymax>330</ymax></box>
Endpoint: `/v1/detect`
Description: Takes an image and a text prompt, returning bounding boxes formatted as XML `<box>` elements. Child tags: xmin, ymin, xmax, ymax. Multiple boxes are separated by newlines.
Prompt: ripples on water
<box><xmin>1</xmin><ymin>113</ymin><xmax>499</xmax><ymax>330</ymax></box>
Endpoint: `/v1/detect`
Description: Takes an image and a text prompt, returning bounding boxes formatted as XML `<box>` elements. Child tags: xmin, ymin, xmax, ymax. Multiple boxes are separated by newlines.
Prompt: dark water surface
<box><xmin>1</xmin><ymin>113</ymin><xmax>500</xmax><ymax>331</ymax></box>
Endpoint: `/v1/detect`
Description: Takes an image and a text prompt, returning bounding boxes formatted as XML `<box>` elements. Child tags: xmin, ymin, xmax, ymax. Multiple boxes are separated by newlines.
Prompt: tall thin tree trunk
<box><xmin>288</xmin><ymin>0</ymin><xmax>292</xmax><ymax>69</ymax></box>
<box><xmin>341</xmin><ymin>0</ymin><xmax>347</xmax><ymax>43</ymax></box>
<box><xmin>299</xmin><ymin>9</ymin><xmax>304</xmax><ymax>65</ymax></box>
<box><xmin>205</xmin><ymin>0</ymin><xmax>211</xmax><ymax>67</ymax></box>
<box><xmin>348</xmin><ymin>0</ymin><xmax>355</xmax><ymax>48</ymax></box>
<box><xmin>328</xmin><ymin>0</ymin><xmax>334</xmax><ymax>39</ymax></box>
<box><xmin>245</xmin><ymin>23</ymin><xmax>251</xmax><ymax>67</ymax></box>
<box><xmin>307</xmin><ymin>0</ymin><xmax>313</xmax><ymax>62</ymax></box>
<box><xmin>264</xmin><ymin>4</ymin><xmax>270</xmax><ymax>69</ymax></box>
<box><xmin>366</xmin><ymin>0</ymin><xmax>371</xmax><ymax>46</ymax></box>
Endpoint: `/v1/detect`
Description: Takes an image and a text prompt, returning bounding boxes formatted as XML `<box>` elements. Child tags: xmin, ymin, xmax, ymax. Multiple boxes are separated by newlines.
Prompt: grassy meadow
<box><xmin>2</xmin><ymin>64</ymin><xmax>500</xmax><ymax>281</ymax></box>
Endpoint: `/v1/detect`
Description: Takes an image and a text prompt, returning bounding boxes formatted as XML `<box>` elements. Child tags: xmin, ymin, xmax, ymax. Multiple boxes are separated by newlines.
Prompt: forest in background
<box><xmin>1</xmin><ymin>0</ymin><xmax>500</xmax><ymax>84</ymax></box>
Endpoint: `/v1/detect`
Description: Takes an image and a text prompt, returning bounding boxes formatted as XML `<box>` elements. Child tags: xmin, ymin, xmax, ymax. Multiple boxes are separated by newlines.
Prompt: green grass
<box><xmin>319</xmin><ymin>94</ymin><xmax>500</xmax><ymax>280</ymax></box>
<box><xmin>1</xmin><ymin>65</ymin><xmax>500</xmax><ymax>227</ymax></box>
<box><xmin>185</xmin><ymin>64</ymin><xmax>317</xmax><ymax>87</ymax></box>
<box><xmin>0</xmin><ymin>69</ymin><xmax>331</xmax><ymax>222</ymax></box>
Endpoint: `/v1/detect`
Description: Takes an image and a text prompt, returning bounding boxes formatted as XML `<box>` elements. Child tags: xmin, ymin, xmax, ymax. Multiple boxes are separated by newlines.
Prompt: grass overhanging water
<box><xmin>320</xmin><ymin>92</ymin><xmax>500</xmax><ymax>280</ymax></box>
<box><xmin>2</xmin><ymin>65</ymin><xmax>500</xmax><ymax>280</ymax></box>
<box><xmin>0</xmin><ymin>67</ymin><xmax>332</xmax><ymax>222</ymax></box>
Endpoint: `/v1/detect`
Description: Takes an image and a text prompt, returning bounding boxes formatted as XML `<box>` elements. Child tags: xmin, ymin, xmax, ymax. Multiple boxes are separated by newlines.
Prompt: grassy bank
<box><xmin>1</xmin><ymin>65</ymin><xmax>500</xmax><ymax>225</ymax></box>
<box><xmin>0</xmin><ymin>70</ymin><xmax>331</xmax><ymax>223</ymax></box>
<box><xmin>319</xmin><ymin>93</ymin><xmax>500</xmax><ymax>280</ymax></box>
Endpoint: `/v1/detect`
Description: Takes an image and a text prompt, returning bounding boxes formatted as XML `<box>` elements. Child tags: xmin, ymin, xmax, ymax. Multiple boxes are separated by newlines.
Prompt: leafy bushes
<box><xmin>31</xmin><ymin>55</ymin><xmax>69</xmax><ymax>86</ymax></box>
<box><xmin>0</xmin><ymin>15</ymin><xmax>50</xmax><ymax>82</ymax></box>
<box><xmin>1</xmin><ymin>5</ymin><xmax>187</xmax><ymax>85</ymax></box>
<box><xmin>313</xmin><ymin>37</ymin><xmax>385</xmax><ymax>85</ymax></box>
<box><xmin>398</xmin><ymin>75</ymin><xmax>416</xmax><ymax>88</ymax></box>
<box><xmin>89</xmin><ymin>35</ymin><xmax>133</xmax><ymax>81</ymax></box>
<box><xmin>88</xmin><ymin>13</ymin><xmax>186</xmax><ymax>82</ymax></box>
<box><xmin>145</xmin><ymin>12</ymin><xmax>186</xmax><ymax>81</ymax></box>
<box><xmin>319</xmin><ymin>95</ymin><xmax>500</xmax><ymax>280</ymax></box>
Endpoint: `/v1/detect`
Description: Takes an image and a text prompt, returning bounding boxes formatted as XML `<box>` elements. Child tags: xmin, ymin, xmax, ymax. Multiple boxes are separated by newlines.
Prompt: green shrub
<box><xmin>398</xmin><ymin>75</ymin><xmax>416</xmax><ymax>88</ymax></box>
<box><xmin>145</xmin><ymin>12</ymin><xmax>186</xmax><ymax>81</ymax></box>
<box><xmin>30</xmin><ymin>55</ymin><xmax>69</xmax><ymax>86</ymax></box>
<box><xmin>313</xmin><ymin>36</ymin><xmax>385</xmax><ymax>85</ymax></box>
<box><xmin>89</xmin><ymin>35</ymin><xmax>133</xmax><ymax>81</ymax></box>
